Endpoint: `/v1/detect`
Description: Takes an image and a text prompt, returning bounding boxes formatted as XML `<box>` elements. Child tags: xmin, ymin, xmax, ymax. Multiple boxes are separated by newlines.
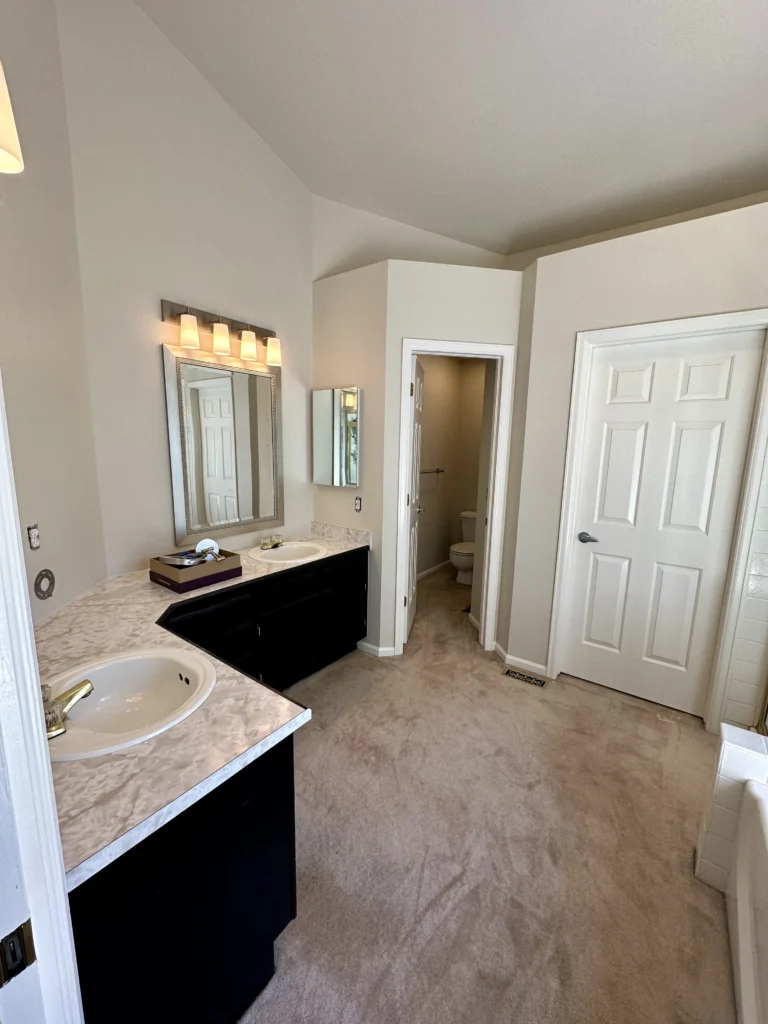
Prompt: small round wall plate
<box><xmin>34</xmin><ymin>568</ymin><xmax>56</xmax><ymax>600</ymax></box>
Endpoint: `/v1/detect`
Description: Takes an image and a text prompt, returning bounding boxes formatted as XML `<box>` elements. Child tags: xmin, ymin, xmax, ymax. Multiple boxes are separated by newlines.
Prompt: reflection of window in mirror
<box><xmin>312</xmin><ymin>387</ymin><xmax>361</xmax><ymax>487</ymax></box>
<box><xmin>340</xmin><ymin>388</ymin><xmax>359</xmax><ymax>487</ymax></box>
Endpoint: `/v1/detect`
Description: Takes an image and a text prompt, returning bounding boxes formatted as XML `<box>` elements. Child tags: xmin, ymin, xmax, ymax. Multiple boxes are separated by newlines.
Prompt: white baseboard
<box><xmin>493</xmin><ymin>643</ymin><xmax>548</xmax><ymax>676</ymax></box>
<box><xmin>417</xmin><ymin>560</ymin><xmax>450</xmax><ymax>580</ymax></box>
<box><xmin>468</xmin><ymin>613</ymin><xmax>480</xmax><ymax>631</ymax></box>
<box><xmin>357</xmin><ymin>641</ymin><xmax>397</xmax><ymax>658</ymax></box>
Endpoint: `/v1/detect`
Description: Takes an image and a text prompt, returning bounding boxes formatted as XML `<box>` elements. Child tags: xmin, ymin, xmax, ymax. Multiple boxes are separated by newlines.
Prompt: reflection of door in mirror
<box><xmin>184</xmin><ymin>376</ymin><xmax>239</xmax><ymax>527</ymax></box>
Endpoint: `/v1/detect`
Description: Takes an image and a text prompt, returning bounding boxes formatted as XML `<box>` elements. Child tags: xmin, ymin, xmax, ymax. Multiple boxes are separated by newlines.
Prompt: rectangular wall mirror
<box><xmin>312</xmin><ymin>387</ymin><xmax>361</xmax><ymax>487</ymax></box>
<box><xmin>163</xmin><ymin>346</ymin><xmax>284</xmax><ymax>545</ymax></box>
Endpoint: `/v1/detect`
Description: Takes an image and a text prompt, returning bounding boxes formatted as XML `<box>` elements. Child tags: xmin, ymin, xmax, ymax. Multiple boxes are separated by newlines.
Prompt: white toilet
<box><xmin>449</xmin><ymin>511</ymin><xmax>476</xmax><ymax>585</ymax></box>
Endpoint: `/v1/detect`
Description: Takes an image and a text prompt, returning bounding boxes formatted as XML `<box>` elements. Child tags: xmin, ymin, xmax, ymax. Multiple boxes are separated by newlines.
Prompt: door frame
<box><xmin>547</xmin><ymin>307</ymin><xmax>768</xmax><ymax>732</ymax></box>
<box><xmin>0</xmin><ymin>373</ymin><xmax>84</xmax><ymax>1021</ymax></box>
<box><xmin>394</xmin><ymin>338</ymin><xmax>516</xmax><ymax>654</ymax></box>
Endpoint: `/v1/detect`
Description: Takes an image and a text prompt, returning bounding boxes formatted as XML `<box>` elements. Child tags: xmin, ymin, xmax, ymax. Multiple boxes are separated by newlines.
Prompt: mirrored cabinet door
<box><xmin>312</xmin><ymin>387</ymin><xmax>361</xmax><ymax>487</ymax></box>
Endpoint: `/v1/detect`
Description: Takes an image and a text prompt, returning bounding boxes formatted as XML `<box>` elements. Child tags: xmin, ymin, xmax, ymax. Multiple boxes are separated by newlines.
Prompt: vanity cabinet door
<box><xmin>254</xmin><ymin>591</ymin><xmax>323</xmax><ymax>687</ymax></box>
<box><xmin>70</xmin><ymin>736</ymin><xmax>296</xmax><ymax>1024</ymax></box>
<box><xmin>160</xmin><ymin>586</ymin><xmax>257</xmax><ymax>673</ymax></box>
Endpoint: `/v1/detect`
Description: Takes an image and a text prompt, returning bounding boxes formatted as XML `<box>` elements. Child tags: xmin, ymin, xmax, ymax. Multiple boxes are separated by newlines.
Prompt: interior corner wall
<box><xmin>312</xmin><ymin>195</ymin><xmax>506</xmax><ymax>282</ymax></box>
<box><xmin>312</xmin><ymin>262</ymin><xmax>389</xmax><ymax>648</ymax></box>
<box><xmin>496</xmin><ymin>261</ymin><xmax>536</xmax><ymax>655</ymax></box>
<box><xmin>382</xmin><ymin>262</ymin><xmax>523</xmax><ymax>651</ymax></box>
<box><xmin>0</xmin><ymin>0</ymin><xmax>106</xmax><ymax>622</ymax></box>
<box><xmin>507</xmin><ymin>200</ymin><xmax>768</xmax><ymax>669</ymax></box>
<box><xmin>55</xmin><ymin>0</ymin><xmax>313</xmax><ymax>576</ymax></box>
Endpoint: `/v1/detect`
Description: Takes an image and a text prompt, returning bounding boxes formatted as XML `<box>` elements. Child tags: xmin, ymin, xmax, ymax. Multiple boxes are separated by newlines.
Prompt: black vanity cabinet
<box><xmin>159</xmin><ymin>546</ymin><xmax>369</xmax><ymax>690</ymax></box>
<box><xmin>70</xmin><ymin>736</ymin><xmax>296</xmax><ymax>1024</ymax></box>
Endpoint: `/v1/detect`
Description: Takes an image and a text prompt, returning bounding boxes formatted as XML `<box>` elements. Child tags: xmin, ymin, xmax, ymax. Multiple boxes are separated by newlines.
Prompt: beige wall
<box><xmin>313</xmin><ymin>195</ymin><xmax>505</xmax><ymax>282</ymax></box>
<box><xmin>507</xmin><ymin>200</ymin><xmax>768</xmax><ymax>668</ymax></box>
<box><xmin>55</xmin><ymin>0</ymin><xmax>314</xmax><ymax>576</ymax></box>
<box><xmin>313</xmin><ymin>263</ymin><xmax>388</xmax><ymax>645</ymax></box>
<box><xmin>417</xmin><ymin>356</ymin><xmax>460</xmax><ymax>575</ymax></box>
<box><xmin>0</xmin><ymin>0</ymin><xmax>106</xmax><ymax>622</ymax></box>
<box><xmin>417</xmin><ymin>356</ymin><xmax>487</xmax><ymax>576</ymax></box>
<box><xmin>382</xmin><ymin>262</ymin><xmax>523</xmax><ymax>649</ymax></box>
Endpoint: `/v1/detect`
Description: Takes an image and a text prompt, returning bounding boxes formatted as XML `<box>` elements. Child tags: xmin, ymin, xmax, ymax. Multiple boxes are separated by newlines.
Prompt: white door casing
<box><xmin>556</xmin><ymin>324</ymin><xmax>765</xmax><ymax>716</ymax></box>
<box><xmin>0</xmin><ymin>371</ymin><xmax>84</xmax><ymax>1023</ymax></box>
<box><xmin>198</xmin><ymin>382</ymin><xmax>239</xmax><ymax>525</ymax></box>
<box><xmin>407</xmin><ymin>359</ymin><xmax>425</xmax><ymax>637</ymax></box>
<box><xmin>395</xmin><ymin>339</ymin><xmax>516</xmax><ymax>656</ymax></box>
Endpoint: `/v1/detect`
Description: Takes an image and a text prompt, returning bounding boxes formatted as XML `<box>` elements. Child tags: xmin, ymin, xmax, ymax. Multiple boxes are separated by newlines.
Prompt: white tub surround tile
<box><xmin>42</xmin><ymin>534</ymin><xmax>369</xmax><ymax>890</ymax></box>
<box><xmin>696</xmin><ymin>724</ymin><xmax>768</xmax><ymax>891</ymax></box>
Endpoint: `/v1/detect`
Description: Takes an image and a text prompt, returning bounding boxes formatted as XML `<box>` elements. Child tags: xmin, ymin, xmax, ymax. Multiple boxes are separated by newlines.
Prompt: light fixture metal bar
<box><xmin>160</xmin><ymin>299</ymin><xmax>276</xmax><ymax>339</ymax></box>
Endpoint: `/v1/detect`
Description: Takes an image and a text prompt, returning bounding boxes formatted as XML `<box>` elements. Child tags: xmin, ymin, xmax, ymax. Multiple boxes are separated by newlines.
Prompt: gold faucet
<box><xmin>45</xmin><ymin>679</ymin><xmax>93</xmax><ymax>740</ymax></box>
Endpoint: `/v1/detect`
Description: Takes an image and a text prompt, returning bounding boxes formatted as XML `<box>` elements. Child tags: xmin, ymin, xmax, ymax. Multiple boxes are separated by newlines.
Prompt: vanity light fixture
<box><xmin>239</xmin><ymin>329</ymin><xmax>259</xmax><ymax>361</ymax></box>
<box><xmin>212</xmin><ymin>322</ymin><xmax>231</xmax><ymax>355</ymax></box>
<box><xmin>179</xmin><ymin>313</ymin><xmax>200</xmax><ymax>349</ymax></box>
<box><xmin>266</xmin><ymin>337</ymin><xmax>282</xmax><ymax>367</ymax></box>
<box><xmin>0</xmin><ymin>61</ymin><xmax>24</xmax><ymax>173</ymax></box>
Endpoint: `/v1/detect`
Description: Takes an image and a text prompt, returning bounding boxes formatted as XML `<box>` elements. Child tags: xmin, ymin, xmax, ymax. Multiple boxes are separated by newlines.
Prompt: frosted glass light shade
<box><xmin>179</xmin><ymin>313</ymin><xmax>200</xmax><ymax>349</ymax></box>
<box><xmin>0</xmin><ymin>62</ymin><xmax>23</xmax><ymax>174</ymax></box>
<box><xmin>239</xmin><ymin>330</ymin><xmax>259</xmax><ymax>360</ymax></box>
<box><xmin>212</xmin><ymin>322</ymin><xmax>230</xmax><ymax>354</ymax></box>
<box><xmin>266</xmin><ymin>337</ymin><xmax>282</xmax><ymax>366</ymax></box>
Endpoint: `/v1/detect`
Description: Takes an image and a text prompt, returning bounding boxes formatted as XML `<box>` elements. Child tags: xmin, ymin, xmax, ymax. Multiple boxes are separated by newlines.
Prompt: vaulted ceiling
<box><xmin>135</xmin><ymin>0</ymin><xmax>768</xmax><ymax>254</ymax></box>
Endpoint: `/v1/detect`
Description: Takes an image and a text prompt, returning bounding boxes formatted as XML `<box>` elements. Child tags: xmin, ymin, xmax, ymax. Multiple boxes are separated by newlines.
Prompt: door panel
<box><xmin>562</xmin><ymin>329</ymin><xmax>764</xmax><ymax>714</ymax></box>
<box><xmin>584</xmin><ymin>553</ymin><xmax>630</xmax><ymax>650</ymax></box>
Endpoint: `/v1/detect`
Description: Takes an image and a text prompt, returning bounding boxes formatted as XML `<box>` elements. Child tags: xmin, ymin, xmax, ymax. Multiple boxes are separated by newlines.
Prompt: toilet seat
<box><xmin>450</xmin><ymin>541</ymin><xmax>474</xmax><ymax>555</ymax></box>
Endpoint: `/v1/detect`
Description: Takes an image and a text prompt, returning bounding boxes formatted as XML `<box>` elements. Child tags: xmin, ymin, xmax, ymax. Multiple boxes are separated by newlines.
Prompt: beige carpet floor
<box><xmin>242</xmin><ymin>567</ymin><xmax>735</xmax><ymax>1024</ymax></box>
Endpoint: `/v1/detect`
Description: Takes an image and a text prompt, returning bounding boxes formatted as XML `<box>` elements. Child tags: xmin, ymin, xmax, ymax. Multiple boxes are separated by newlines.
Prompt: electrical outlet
<box><xmin>27</xmin><ymin>524</ymin><xmax>40</xmax><ymax>550</ymax></box>
<box><xmin>355</xmin><ymin>496</ymin><xmax>362</xmax><ymax>512</ymax></box>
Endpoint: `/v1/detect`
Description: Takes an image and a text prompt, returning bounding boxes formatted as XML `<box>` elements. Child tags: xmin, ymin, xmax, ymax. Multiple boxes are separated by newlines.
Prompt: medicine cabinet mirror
<box><xmin>312</xmin><ymin>387</ymin><xmax>361</xmax><ymax>487</ymax></box>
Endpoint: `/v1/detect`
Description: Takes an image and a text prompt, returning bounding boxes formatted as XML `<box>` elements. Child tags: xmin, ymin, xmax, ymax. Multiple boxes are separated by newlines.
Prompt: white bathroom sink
<box><xmin>249</xmin><ymin>541</ymin><xmax>328</xmax><ymax>565</ymax></box>
<box><xmin>46</xmin><ymin>647</ymin><xmax>216</xmax><ymax>762</ymax></box>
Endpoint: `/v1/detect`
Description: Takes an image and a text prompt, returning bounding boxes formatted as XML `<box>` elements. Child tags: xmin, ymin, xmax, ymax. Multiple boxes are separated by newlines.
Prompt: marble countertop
<box><xmin>39</xmin><ymin>526</ymin><xmax>370</xmax><ymax>891</ymax></box>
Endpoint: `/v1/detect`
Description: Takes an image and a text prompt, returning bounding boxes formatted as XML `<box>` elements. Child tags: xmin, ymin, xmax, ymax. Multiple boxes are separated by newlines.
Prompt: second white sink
<box><xmin>250</xmin><ymin>541</ymin><xmax>328</xmax><ymax>565</ymax></box>
<box><xmin>46</xmin><ymin>648</ymin><xmax>216</xmax><ymax>762</ymax></box>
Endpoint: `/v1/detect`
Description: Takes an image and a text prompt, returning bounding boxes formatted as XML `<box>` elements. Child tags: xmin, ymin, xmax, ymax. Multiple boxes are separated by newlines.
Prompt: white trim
<box><xmin>394</xmin><ymin>339</ymin><xmax>515</xmax><ymax>655</ymax></box>
<box><xmin>468</xmin><ymin>613</ymin><xmax>480</xmax><ymax>631</ymax></box>
<box><xmin>417</xmin><ymin>560</ymin><xmax>450</xmax><ymax>580</ymax></box>
<box><xmin>357</xmin><ymin>641</ymin><xmax>397</xmax><ymax>658</ymax></box>
<box><xmin>546</xmin><ymin>307</ymin><xmax>768</xmax><ymax>733</ymax></box>
<box><xmin>494</xmin><ymin>643</ymin><xmax>549</xmax><ymax>676</ymax></box>
<box><xmin>0</xmin><ymin>374</ymin><xmax>84</xmax><ymax>1022</ymax></box>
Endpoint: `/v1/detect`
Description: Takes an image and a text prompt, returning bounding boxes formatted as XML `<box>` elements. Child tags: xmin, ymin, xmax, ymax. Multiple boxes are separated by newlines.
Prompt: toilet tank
<box><xmin>460</xmin><ymin>511</ymin><xmax>476</xmax><ymax>543</ymax></box>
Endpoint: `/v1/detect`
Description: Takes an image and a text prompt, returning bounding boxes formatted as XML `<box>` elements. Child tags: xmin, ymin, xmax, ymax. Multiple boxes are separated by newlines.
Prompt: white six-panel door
<box><xmin>562</xmin><ymin>329</ymin><xmax>764</xmax><ymax>715</ymax></box>
<box><xmin>198</xmin><ymin>382</ymin><xmax>239</xmax><ymax>525</ymax></box>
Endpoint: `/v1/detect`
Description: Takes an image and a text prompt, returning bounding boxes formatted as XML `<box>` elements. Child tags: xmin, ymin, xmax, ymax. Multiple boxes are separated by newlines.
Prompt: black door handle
<box><xmin>577</xmin><ymin>532</ymin><xmax>599</xmax><ymax>544</ymax></box>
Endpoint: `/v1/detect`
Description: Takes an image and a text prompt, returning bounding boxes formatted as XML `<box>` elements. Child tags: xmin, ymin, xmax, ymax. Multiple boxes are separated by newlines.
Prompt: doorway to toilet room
<box><xmin>413</xmin><ymin>354</ymin><xmax>490</xmax><ymax>604</ymax></box>
<box><xmin>396</xmin><ymin>339</ymin><xmax>516</xmax><ymax>656</ymax></box>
